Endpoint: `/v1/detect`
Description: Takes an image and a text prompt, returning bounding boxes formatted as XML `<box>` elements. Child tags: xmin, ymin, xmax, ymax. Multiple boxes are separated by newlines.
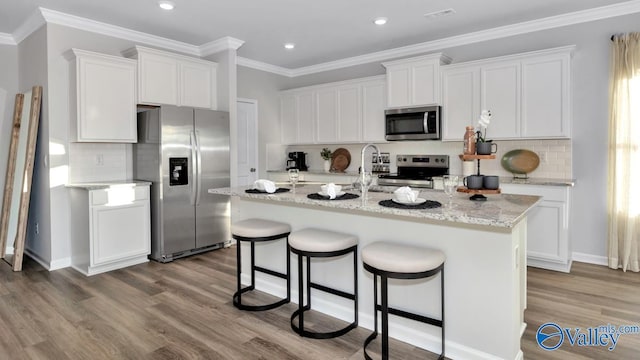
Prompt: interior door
<box><xmin>237</xmin><ymin>99</ymin><xmax>258</xmax><ymax>186</ymax></box>
<box><xmin>194</xmin><ymin>109</ymin><xmax>230</xmax><ymax>248</ymax></box>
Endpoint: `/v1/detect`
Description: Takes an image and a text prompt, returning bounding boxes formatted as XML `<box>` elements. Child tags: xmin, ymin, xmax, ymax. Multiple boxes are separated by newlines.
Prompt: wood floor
<box><xmin>1</xmin><ymin>246</ymin><xmax>639</xmax><ymax>360</ymax></box>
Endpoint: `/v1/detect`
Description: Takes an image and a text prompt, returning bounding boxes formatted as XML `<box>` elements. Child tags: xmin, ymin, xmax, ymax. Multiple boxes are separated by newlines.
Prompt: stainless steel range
<box><xmin>377</xmin><ymin>155</ymin><xmax>449</xmax><ymax>189</ymax></box>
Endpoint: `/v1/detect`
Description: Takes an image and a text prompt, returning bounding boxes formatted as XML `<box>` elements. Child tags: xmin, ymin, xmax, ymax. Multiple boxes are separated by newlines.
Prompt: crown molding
<box><xmin>8</xmin><ymin>1</ymin><xmax>640</xmax><ymax>76</ymax></box>
<box><xmin>237</xmin><ymin>57</ymin><xmax>293</xmax><ymax>77</ymax></box>
<box><xmin>0</xmin><ymin>33</ymin><xmax>16</xmax><ymax>45</ymax></box>
<box><xmin>283</xmin><ymin>0</ymin><xmax>640</xmax><ymax>77</ymax></box>
<box><xmin>12</xmin><ymin>7</ymin><xmax>46</xmax><ymax>44</ymax></box>
<box><xmin>39</xmin><ymin>7</ymin><xmax>200</xmax><ymax>56</ymax></box>
<box><xmin>200</xmin><ymin>36</ymin><xmax>245</xmax><ymax>56</ymax></box>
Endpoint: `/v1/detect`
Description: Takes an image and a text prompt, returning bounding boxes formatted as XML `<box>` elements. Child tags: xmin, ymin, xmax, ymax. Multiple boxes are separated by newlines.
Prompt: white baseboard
<box><xmin>24</xmin><ymin>248</ymin><xmax>71</xmax><ymax>271</ymax></box>
<box><xmin>572</xmin><ymin>252</ymin><xmax>608</xmax><ymax>266</ymax></box>
<box><xmin>247</xmin><ymin>275</ymin><xmax>514</xmax><ymax>360</ymax></box>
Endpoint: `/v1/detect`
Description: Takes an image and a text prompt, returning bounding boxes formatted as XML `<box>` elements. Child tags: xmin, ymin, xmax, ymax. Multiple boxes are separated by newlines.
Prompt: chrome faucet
<box><xmin>360</xmin><ymin>143</ymin><xmax>382</xmax><ymax>175</ymax></box>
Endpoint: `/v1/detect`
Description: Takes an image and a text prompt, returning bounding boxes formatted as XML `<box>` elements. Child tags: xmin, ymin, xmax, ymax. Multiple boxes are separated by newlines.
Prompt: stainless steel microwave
<box><xmin>385</xmin><ymin>105</ymin><xmax>441</xmax><ymax>141</ymax></box>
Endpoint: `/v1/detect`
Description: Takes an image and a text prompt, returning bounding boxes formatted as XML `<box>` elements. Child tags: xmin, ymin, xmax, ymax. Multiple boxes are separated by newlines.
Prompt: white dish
<box><xmin>318</xmin><ymin>191</ymin><xmax>346</xmax><ymax>198</ymax></box>
<box><xmin>392</xmin><ymin>197</ymin><xmax>427</xmax><ymax>205</ymax></box>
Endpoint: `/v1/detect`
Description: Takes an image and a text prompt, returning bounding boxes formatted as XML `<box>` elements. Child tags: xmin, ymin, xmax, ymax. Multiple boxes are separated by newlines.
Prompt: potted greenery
<box><xmin>475</xmin><ymin>110</ymin><xmax>497</xmax><ymax>155</ymax></box>
<box><xmin>321</xmin><ymin>148</ymin><xmax>333</xmax><ymax>172</ymax></box>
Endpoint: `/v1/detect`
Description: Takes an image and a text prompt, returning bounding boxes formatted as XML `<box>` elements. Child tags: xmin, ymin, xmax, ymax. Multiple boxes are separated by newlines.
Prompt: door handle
<box><xmin>195</xmin><ymin>130</ymin><xmax>202</xmax><ymax>206</ymax></box>
<box><xmin>250</xmin><ymin>168</ymin><xmax>256</xmax><ymax>172</ymax></box>
<box><xmin>189</xmin><ymin>131</ymin><xmax>197</xmax><ymax>206</ymax></box>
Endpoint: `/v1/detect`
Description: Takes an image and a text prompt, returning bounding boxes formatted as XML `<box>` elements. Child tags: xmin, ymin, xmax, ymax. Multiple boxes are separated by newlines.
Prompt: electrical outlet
<box><xmin>538</xmin><ymin>151</ymin><xmax>547</xmax><ymax>164</ymax></box>
<box><xmin>96</xmin><ymin>154</ymin><xmax>104</xmax><ymax>166</ymax></box>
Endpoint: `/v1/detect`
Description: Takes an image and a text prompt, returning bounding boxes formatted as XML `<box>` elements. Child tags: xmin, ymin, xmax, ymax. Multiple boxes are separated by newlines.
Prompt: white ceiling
<box><xmin>0</xmin><ymin>0</ymin><xmax>635</xmax><ymax>70</ymax></box>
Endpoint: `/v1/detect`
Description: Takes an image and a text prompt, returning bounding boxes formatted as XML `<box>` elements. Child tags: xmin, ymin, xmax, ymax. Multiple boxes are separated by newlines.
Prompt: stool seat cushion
<box><xmin>362</xmin><ymin>242</ymin><xmax>445</xmax><ymax>274</ymax></box>
<box><xmin>289</xmin><ymin>228</ymin><xmax>358</xmax><ymax>253</ymax></box>
<box><xmin>232</xmin><ymin>218</ymin><xmax>291</xmax><ymax>239</ymax></box>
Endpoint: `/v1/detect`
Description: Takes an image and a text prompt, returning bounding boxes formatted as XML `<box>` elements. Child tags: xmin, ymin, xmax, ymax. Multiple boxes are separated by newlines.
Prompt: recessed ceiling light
<box><xmin>373</xmin><ymin>17</ymin><xmax>388</xmax><ymax>26</ymax></box>
<box><xmin>423</xmin><ymin>8</ymin><xmax>456</xmax><ymax>19</ymax></box>
<box><xmin>158</xmin><ymin>1</ymin><xmax>175</xmax><ymax>10</ymax></box>
<box><xmin>284</xmin><ymin>43</ymin><xmax>295</xmax><ymax>50</ymax></box>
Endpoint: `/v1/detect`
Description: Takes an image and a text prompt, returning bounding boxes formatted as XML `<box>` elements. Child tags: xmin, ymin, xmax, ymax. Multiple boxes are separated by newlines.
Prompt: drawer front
<box><xmin>134</xmin><ymin>185</ymin><xmax>149</xmax><ymax>201</ymax></box>
<box><xmin>90</xmin><ymin>190</ymin><xmax>109</xmax><ymax>206</ymax></box>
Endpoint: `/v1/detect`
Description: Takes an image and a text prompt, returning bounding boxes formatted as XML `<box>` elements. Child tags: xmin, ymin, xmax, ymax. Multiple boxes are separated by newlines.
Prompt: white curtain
<box><xmin>608</xmin><ymin>33</ymin><xmax>640</xmax><ymax>272</ymax></box>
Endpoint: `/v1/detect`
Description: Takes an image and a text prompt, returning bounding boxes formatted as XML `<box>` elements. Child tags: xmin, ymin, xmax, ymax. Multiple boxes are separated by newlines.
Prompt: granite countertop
<box><xmin>269</xmin><ymin>170</ymin><xmax>574</xmax><ymax>186</ymax></box>
<box><xmin>66</xmin><ymin>180</ymin><xmax>152</xmax><ymax>190</ymax></box>
<box><xmin>267</xmin><ymin>169</ymin><xmax>360</xmax><ymax>176</ymax></box>
<box><xmin>209</xmin><ymin>185</ymin><xmax>541</xmax><ymax>230</ymax></box>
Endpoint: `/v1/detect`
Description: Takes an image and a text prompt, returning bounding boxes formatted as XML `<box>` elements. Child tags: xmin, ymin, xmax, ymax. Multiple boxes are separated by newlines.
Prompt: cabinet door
<box><xmin>316</xmin><ymin>87</ymin><xmax>338</xmax><ymax>143</ymax></box>
<box><xmin>441</xmin><ymin>67</ymin><xmax>480</xmax><ymax>140</ymax></box>
<box><xmin>481</xmin><ymin>62</ymin><xmax>520</xmax><ymax>139</ymax></box>
<box><xmin>361</xmin><ymin>80</ymin><xmax>386</xmax><ymax>142</ymax></box>
<box><xmin>297</xmin><ymin>91</ymin><xmax>315</xmax><ymax>144</ymax></box>
<box><xmin>386</xmin><ymin>65</ymin><xmax>411</xmax><ymax>108</ymax></box>
<box><xmin>412</xmin><ymin>60</ymin><xmax>438</xmax><ymax>105</ymax></box>
<box><xmin>526</xmin><ymin>200</ymin><xmax>568</xmax><ymax>263</ymax></box>
<box><xmin>180</xmin><ymin>59</ymin><xmax>214</xmax><ymax>109</ymax></box>
<box><xmin>280</xmin><ymin>94</ymin><xmax>297</xmax><ymax>144</ymax></box>
<box><xmin>91</xmin><ymin>199</ymin><xmax>150</xmax><ymax>266</ymax></box>
<box><xmin>138</xmin><ymin>52</ymin><xmax>178</xmax><ymax>105</ymax></box>
<box><xmin>337</xmin><ymin>85</ymin><xmax>361</xmax><ymax>142</ymax></box>
<box><xmin>76</xmin><ymin>53</ymin><xmax>137</xmax><ymax>142</ymax></box>
<box><xmin>521</xmin><ymin>54</ymin><xmax>570</xmax><ymax>138</ymax></box>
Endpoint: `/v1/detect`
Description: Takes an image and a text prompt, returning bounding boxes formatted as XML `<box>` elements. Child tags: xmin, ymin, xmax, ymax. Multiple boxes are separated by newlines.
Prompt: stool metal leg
<box><xmin>440</xmin><ymin>267</ymin><xmax>445</xmax><ymax>360</ymax></box>
<box><xmin>233</xmin><ymin>233</ymin><xmax>291</xmax><ymax>312</ymax></box>
<box><xmin>236</xmin><ymin>240</ymin><xmax>242</xmax><ymax>305</ymax></box>
<box><xmin>298</xmin><ymin>253</ymin><xmax>304</xmax><ymax>334</ymax></box>
<box><xmin>381</xmin><ymin>275</ymin><xmax>389</xmax><ymax>360</ymax></box>
<box><xmin>363</xmin><ymin>262</ymin><xmax>446</xmax><ymax>360</ymax></box>
<box><xmin>290</xmin><ymin>246</ymin><xmax>358</xmax><ymax>339</ymax></box>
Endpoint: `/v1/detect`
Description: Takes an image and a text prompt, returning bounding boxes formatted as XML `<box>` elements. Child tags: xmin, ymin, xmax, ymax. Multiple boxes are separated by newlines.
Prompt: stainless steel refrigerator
<box><xmin>133</xmin><ymin>105</ymin><xmax>231</xmax><ymax>262</ymax></box>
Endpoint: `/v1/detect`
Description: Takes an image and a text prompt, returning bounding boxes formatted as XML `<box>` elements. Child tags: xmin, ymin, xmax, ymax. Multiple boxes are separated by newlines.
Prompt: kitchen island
<box><xmin>209</xmin><ymin>185</ymin><xmax>540</xmax><ymax>360</ymax></box>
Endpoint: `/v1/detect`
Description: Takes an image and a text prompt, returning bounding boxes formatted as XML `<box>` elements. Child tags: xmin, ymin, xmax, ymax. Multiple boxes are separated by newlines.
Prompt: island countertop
<box><xmin>209</xmin><ymin>185</ymin><xmax>541</xmax><ymax>231</ymax></box>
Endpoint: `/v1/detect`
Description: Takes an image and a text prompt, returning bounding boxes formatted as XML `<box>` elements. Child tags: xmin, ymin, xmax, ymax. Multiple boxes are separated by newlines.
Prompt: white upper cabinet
<box><xmin>441</xmin><ymin>67</ymin><xmax>480</xmax><ymax>141</ymax></box>
<box><xmin>481</xmin><ymin>61</ymin><xmax>521</xmax><ymax>139</ymax></box>
<box><xmin>336</xmin><ymin>84</ymin><xmax>361</xmax><ymax>142</ymax></box>
<box><xmin>361</xmin><ymin>79</ymin><xmax>386</xmax><ymax>142</ymax></box>
<box><xmin>382</xmin><ymin>53</ymin><xmax>451</xmax><ymax>108</ymax></box>
<box><xmin>441</xmin><ymin>46</ymin><xmax>573</xmax><ymax>141</ymax></box>
<box><xmin>124</xmin><ymin>46</ymin><xmax>217</xmax><ymax>109</ymax></box>
<box><xmin>280</xmin><ymin>76</ymin><xmax>386</xmax><ymax>144</ymax></box>
<box><xmin>521</xmin><ymin>54</ymin><xmax>571</xmax><ymax>138</ymax></box>
<box><xmin>69</xmin><ymin>49</ymin><xmax>137</xmax><ymax>143</ymax></box>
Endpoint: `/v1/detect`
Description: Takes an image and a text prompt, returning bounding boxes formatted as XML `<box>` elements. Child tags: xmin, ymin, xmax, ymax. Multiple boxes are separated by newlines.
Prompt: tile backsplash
<box><xmin>286</xmin><ymin>139</ymin><xmax>572</xmax><ymax>179</ymax></box>
<box><xmin>68</xmin><ymin>143</ymin><xmax>131</xmax><ymax>183</ymax></box>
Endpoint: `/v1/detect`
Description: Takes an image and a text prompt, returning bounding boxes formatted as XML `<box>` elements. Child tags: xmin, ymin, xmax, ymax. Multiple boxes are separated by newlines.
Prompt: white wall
<box><xmin>17</xmin><ymin>26</ymin><xmax>51</xmax><ymax>266</ymax></box>
<box><xmin>237</xmin><ymin>66</ymin><xmax>290</xmax><ymax>179</ymax></box>
<box><xmin>0</xmin><ymin>44</ymin><xmax>19</xmax><ymax>210</ymax></box>
<box><xmin>239</xmin><ymin>12</ymin><xmax>640</xmax><ymax>262</ymax></box>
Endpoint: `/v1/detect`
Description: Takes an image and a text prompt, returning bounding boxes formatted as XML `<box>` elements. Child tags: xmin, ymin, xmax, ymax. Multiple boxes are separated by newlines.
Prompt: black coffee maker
<box><xmin>286</xmin><ymin>152</ymin><xmax>308</xmax><ymax>171</ymax></box>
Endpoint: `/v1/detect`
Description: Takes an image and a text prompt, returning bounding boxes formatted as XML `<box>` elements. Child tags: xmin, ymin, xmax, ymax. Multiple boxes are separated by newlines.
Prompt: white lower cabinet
<box><xmin>69</xmin><ymin>185</ymin><xmax>151</xmax><ymax>276</ymax></box>
<box><xmin>502</xmin><ymin>184</ymin><xmax>571</xmax><ymax>272</ymax></box>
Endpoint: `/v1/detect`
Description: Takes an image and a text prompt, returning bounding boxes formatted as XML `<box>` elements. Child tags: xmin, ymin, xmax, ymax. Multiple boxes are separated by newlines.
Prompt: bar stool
<box><xmin>288</xmin><ymin>228</ymin><xmax>358</xmax><ymax>339</ymax></box>
<box><xmin>362</xmin><ymin>242</ymin><xmax>445</xmax><ymax>360</ymax></box>
<box><xmin>231</xmin><ymin>218</ymin><xmax>291</xmax><ymax>311</ymax></box>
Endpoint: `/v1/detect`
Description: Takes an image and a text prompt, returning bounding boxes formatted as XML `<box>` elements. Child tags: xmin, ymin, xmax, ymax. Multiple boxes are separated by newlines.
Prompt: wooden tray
<box><xmin>457</xmin><ymin>187</ymin><xmax>501</xmax><ymax>194</ymax></box>
<box><xmin>459</xmin><ymin>154</ymin><xmax>496</xmax><ymax>161</ymax></box>
<box><xmin>331</xmin><ymin>148</ymin><xmax>351</xmax><ymax>172</ymax></box>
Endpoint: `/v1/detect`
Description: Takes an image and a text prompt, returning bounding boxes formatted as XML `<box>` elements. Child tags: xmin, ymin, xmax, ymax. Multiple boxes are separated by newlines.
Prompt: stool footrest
<box><xmin>254</xmin><ymin>266</ymin><xmax>288</xmax><ymax>280</ymax></box>
<box><xmin>375</xmin><ymin>304</ymin><xmax>443</xmax><ymax>328</ymax></box>
<box><xmin>233</xmin><ymin>288</ymin><xmax>289</xmax><ymax>311</ymax></box>
<box><xmin>291</xmin><ymin>306</ymin><xmax>358</xmax><ymax>339</ymax></box>
<box><xmin>310</xmin><ymin>282</ymin><xmax>356</xmax><ymax>300</ymax></box>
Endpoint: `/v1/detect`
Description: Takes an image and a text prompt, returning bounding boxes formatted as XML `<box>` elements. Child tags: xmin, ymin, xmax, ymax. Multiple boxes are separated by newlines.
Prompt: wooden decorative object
<box><xmin>0</xmin><ymin>86</ymin><xmax>42</xmax><ymax>271</ymax></box>
<box><xmin>0</xmin><ymin>94</ymin><xmax>25</xmax><ymax>259</ymax></box>
<box><xmin>456</xmin><ymin>187</ymin><xmax>501</xmax><ymax>194</ymax></box>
